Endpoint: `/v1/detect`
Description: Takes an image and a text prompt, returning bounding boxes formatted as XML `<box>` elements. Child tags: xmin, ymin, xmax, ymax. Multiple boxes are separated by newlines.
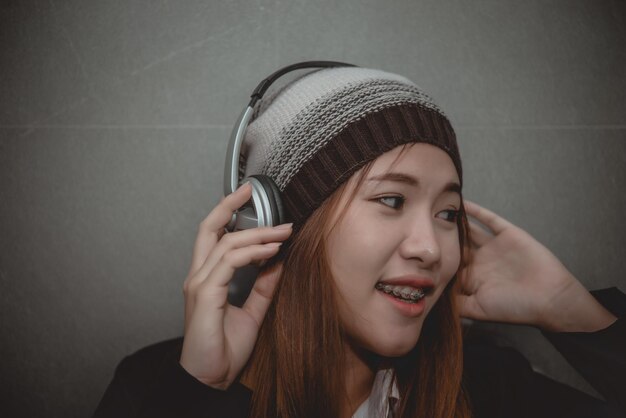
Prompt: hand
<box><xmin>456</xmin><ymin>200</ymin><xmax>616</xmax><ymax>332</ymax></box>
<box><xmin>179</xmin><ymin>182</ymin><xmax>293</xmax><ymax>389</ymax></box>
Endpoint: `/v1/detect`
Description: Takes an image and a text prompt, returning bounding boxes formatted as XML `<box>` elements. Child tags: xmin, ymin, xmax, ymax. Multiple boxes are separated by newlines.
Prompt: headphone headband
<box><xmin>247</xmin><ymin>61</ymin><xmax>357</xmax><ymax>108</ymax></box>
<box><xmin>223</xmin><ymin>61</ymin><xmax>357</xmax><ymax>197</ymax></box>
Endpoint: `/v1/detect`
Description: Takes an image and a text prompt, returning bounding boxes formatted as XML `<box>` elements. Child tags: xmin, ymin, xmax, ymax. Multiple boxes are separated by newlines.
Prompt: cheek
<box><xmin>327</xmin><ymin>224</ymin><xmax>390</xmax><ymax>329</ymax></box>
<box><xmin>327</xmin><ymin>218</ymin><xmax>391</xmax><ymax>281</ymax></box>
<box><xmin>442</xmin><ymin>232</ymin><xmax>462</xmax><ymax>279</ymax></box>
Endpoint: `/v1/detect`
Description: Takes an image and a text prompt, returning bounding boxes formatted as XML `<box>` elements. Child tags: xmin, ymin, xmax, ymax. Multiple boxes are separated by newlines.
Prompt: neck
<box><xmin>340</xmin><ymin>339</ymin><xmax>383</xmax><ymax>418</ymax></box>
<box><xmin>239</xmin><ymin>340</ymin><xmax>388</xmax><ymax>418</ymax></box>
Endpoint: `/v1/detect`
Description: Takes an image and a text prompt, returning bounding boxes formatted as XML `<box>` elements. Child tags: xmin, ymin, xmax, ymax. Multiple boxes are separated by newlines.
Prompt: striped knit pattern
<box><xmin>242</xmin><ymin>67</ymin><xmax>461</xmax><ymax>229</ymax></box>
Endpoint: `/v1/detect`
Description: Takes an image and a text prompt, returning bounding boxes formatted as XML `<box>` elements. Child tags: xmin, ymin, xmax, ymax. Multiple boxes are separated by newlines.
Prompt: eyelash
<box><xmin>376</xmin><ymin>196</ymin><xmax>460</xmax><ymax>223</ymax></box>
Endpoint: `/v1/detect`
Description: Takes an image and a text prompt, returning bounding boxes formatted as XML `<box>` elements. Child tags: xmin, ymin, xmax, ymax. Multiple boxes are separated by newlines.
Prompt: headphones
<box><xmin>223</xmin><ymin>60</ymin><xmax>357</xmax><ymax>233</ymax></box>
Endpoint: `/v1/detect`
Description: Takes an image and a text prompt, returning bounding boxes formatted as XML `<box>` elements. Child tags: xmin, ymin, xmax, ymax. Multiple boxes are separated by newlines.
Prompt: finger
<box><xmin>187</xmin><ymin>244</ymin><xmax>282</xmax><ymax>330</ymax></box>
<box><xmin>463</xmin><ymin>199</ymin><xmax>513</xmax><ymax>236</ymax></box>
<box><xmin>189</xmin><ymin>183</ymin><xmax>253</xmax><ymax>275</ymax></box>
<box><xmin>242</xmin><ymin>263</ymin><xmax>283</xmax><ymax>326</ymax></box>
<box><xmin>455</xmin><ymin>294</ymin><xmax>487</xmax><ymax>321</ymax></box>
<box><xmin>198</xmin><ymin>242</ymin><xmax>283</xmax><ymax>293</ymax></box>
<box><xmin>190</xmin><ymin>225</ymin><xmax>292</xmax><ymax>289</ymax></box>
<box><xmin>468</xmin><ymin>219</ymin><xmax>493</xmax><ymax>248</ymax></box>
<box><xmin>457</xmin><ymin>265</ymin><xmax>478</xmax><ymax>295</ymax></box>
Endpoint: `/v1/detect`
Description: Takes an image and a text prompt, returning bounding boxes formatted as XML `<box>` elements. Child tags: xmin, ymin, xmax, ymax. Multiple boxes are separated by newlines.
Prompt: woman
<box><xmin>94</xmin><ymin>64</ymin><xmax>625</xmax><ymax>418</ymax></box>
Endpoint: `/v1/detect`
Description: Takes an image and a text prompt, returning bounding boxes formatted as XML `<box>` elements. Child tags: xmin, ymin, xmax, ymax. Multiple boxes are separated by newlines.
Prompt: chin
<box><xmin>367</xmin><ymin>331</ymin><xmax>422</xmax><ymax>358</ymax></box>
<box><xmin>375</xmin><ymin>343</ymin><xmax>417</xmax><ymax>358</ymax></box>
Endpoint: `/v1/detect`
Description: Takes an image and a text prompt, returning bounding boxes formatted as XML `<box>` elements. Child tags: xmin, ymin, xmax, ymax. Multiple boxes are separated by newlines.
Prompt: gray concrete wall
<box><xmin>1</xmin><ymin>1</ymin><xmax>624</xmax><ymax>417</ymax></box>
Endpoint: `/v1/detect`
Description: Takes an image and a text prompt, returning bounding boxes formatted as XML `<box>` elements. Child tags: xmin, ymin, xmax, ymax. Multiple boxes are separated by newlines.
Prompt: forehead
<box><xmin>323</xmin><ymin>143</ymin><xmax>461</xmax><ymax>233</ymax></box>
<box><xmin>364</xmin><ymin>143</ymin><xmax>460</xmax><ymax>187</ymax></box>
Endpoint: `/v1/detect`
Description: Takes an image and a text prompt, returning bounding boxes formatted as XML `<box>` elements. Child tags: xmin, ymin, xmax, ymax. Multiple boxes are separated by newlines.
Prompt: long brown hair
<box><xmin>243</xmin><ymin>143</ymin><xmax>473</xmax><ymax>418</ymax></box>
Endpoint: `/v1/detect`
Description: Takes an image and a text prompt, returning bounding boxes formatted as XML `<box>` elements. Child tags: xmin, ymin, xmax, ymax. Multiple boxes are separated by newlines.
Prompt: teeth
<box><xmin>375</xmin><ymin>282</ymin><xmax>427</xmax><ymax>301</ymax></box>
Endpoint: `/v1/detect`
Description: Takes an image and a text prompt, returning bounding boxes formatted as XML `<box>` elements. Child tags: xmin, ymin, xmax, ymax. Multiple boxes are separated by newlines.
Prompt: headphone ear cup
<box><xmin>249</xmin><ymin>174</ymin><xmax>285</xmax><ymax>227</ymax></box>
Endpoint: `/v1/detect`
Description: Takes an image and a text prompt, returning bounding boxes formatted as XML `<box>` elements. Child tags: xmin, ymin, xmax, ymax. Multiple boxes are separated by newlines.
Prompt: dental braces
<box><xmin>375</xmin><ymin>282</ymin><xmax>426</xmax><ymax>301</ymax></box>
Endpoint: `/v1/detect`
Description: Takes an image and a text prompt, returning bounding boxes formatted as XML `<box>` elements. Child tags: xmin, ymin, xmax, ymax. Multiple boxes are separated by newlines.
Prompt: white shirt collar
<box><xmin>352</xmin><ymin>369</ymin><xmax>399</xmax><ymax>418</ymax></box>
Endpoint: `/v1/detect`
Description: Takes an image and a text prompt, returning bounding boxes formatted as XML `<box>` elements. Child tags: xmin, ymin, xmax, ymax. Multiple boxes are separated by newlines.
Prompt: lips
<box><xmin>376</xmin><ymin>275</ymin><xmax>435</xmax><ymax>292</ymax></box>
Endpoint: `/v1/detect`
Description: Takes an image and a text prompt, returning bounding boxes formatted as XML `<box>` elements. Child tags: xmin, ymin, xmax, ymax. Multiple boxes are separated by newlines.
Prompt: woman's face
<box><xmin>325</xmin><ymin>143</ymin><xmax>462</xmax><ymax>357</ymax></box>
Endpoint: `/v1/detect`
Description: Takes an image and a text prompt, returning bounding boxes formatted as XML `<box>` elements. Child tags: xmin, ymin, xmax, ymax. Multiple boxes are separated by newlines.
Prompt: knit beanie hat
<box><xmin>242</xmin><ymin>66</ymin><xmax>462</xmax><ymax>232</ymax></box>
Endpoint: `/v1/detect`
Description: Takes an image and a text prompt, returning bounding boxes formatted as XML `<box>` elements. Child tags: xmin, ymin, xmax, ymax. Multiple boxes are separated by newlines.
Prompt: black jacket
<box><xmin>94</xmin><ymin>288</ymin><xmax>626</xmax><ymax>417</ymax></box>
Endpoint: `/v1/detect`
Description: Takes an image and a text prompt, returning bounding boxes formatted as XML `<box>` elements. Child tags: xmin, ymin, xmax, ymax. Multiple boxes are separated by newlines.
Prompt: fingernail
<box><xmin>238</xmin><ymin>181</ymin><xmax>251</xmax><ymax>191</ymax></box>
<box><xmin>264</xmin><ymin>242</ymin><xmax>282</xmax><ymax>248</ymax></box>
<box><xmin>274</xmin><ymin>223</ymin><xmax>293</xmax><ymax>230</ymax></box>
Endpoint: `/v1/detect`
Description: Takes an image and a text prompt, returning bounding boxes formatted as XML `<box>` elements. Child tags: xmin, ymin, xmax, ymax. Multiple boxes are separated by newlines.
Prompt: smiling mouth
<box><xmin>374</xmin><ymin>282</ymin><xmax>430</xmax><ymax>304</ymax></box>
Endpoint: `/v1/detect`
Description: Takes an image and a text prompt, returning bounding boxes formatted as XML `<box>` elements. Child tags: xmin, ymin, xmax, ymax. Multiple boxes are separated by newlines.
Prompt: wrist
<box><xmin>178</xmin><ymin>358</ymin><xmax>232</xmax><ymax>391</ymax></box>
<box><xmin>537</xmin><ymin>282</ymin><xmax>618</xmax><ymax>332</ymax></box>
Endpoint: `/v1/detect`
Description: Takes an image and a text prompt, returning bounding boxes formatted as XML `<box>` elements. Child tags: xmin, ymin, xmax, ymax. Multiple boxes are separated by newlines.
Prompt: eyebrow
<box><xmin>366</xmin><ymin>172</ymin><xmax>462</xmax><ymax>196</ymax></box>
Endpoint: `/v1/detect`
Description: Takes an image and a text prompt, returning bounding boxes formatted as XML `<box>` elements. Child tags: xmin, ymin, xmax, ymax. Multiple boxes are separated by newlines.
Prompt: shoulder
<box><xmin>119</xmin><ymin>336</ymin><xmax>183</xmax><ymax>366</ymax></box>
<box><xmin>460</xmin><ymin>326</ymin><xmax>623</xmax><ymax>418</ymax></box>
<box><xmin>98</xmin><ymin>337</ymin><xmax>253</xmax><ymax>417</ymax></box>
<box><xmin>463</xmin><ymin>329</ymin><xmax>534</xmax><ymax>386</ymax></box>
<box><xmin>129</xmin><ymin>336</ymin><xmax>184</xmax><ymax>359</ymax></box>
<box><xmin>113</xmin><ymin>336</ymin><xmax>184</xmax><ymax>386</ymax></box>
<box><xmin>461</xmin><ymin>328</ymin><xmax>539</xmax><ymax>417</ymax></box>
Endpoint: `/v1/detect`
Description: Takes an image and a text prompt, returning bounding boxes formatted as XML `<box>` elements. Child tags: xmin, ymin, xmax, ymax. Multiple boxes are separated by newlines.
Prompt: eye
<box><xmin>377</xmin><ymin>195</ymin><xmax>405</xmax><ymax>210</ymax></box>
<box><xmin>438</xmin><ymin>209</ymin><xmax>460</xmax><ymax>223</ymax></box>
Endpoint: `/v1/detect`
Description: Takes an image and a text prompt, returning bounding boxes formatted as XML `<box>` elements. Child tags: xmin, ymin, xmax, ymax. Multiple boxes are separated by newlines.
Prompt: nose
<box><xmin>398</xmin><ymin>210</ymin><xmax>441</xmax><ymax>268</ymax></box>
